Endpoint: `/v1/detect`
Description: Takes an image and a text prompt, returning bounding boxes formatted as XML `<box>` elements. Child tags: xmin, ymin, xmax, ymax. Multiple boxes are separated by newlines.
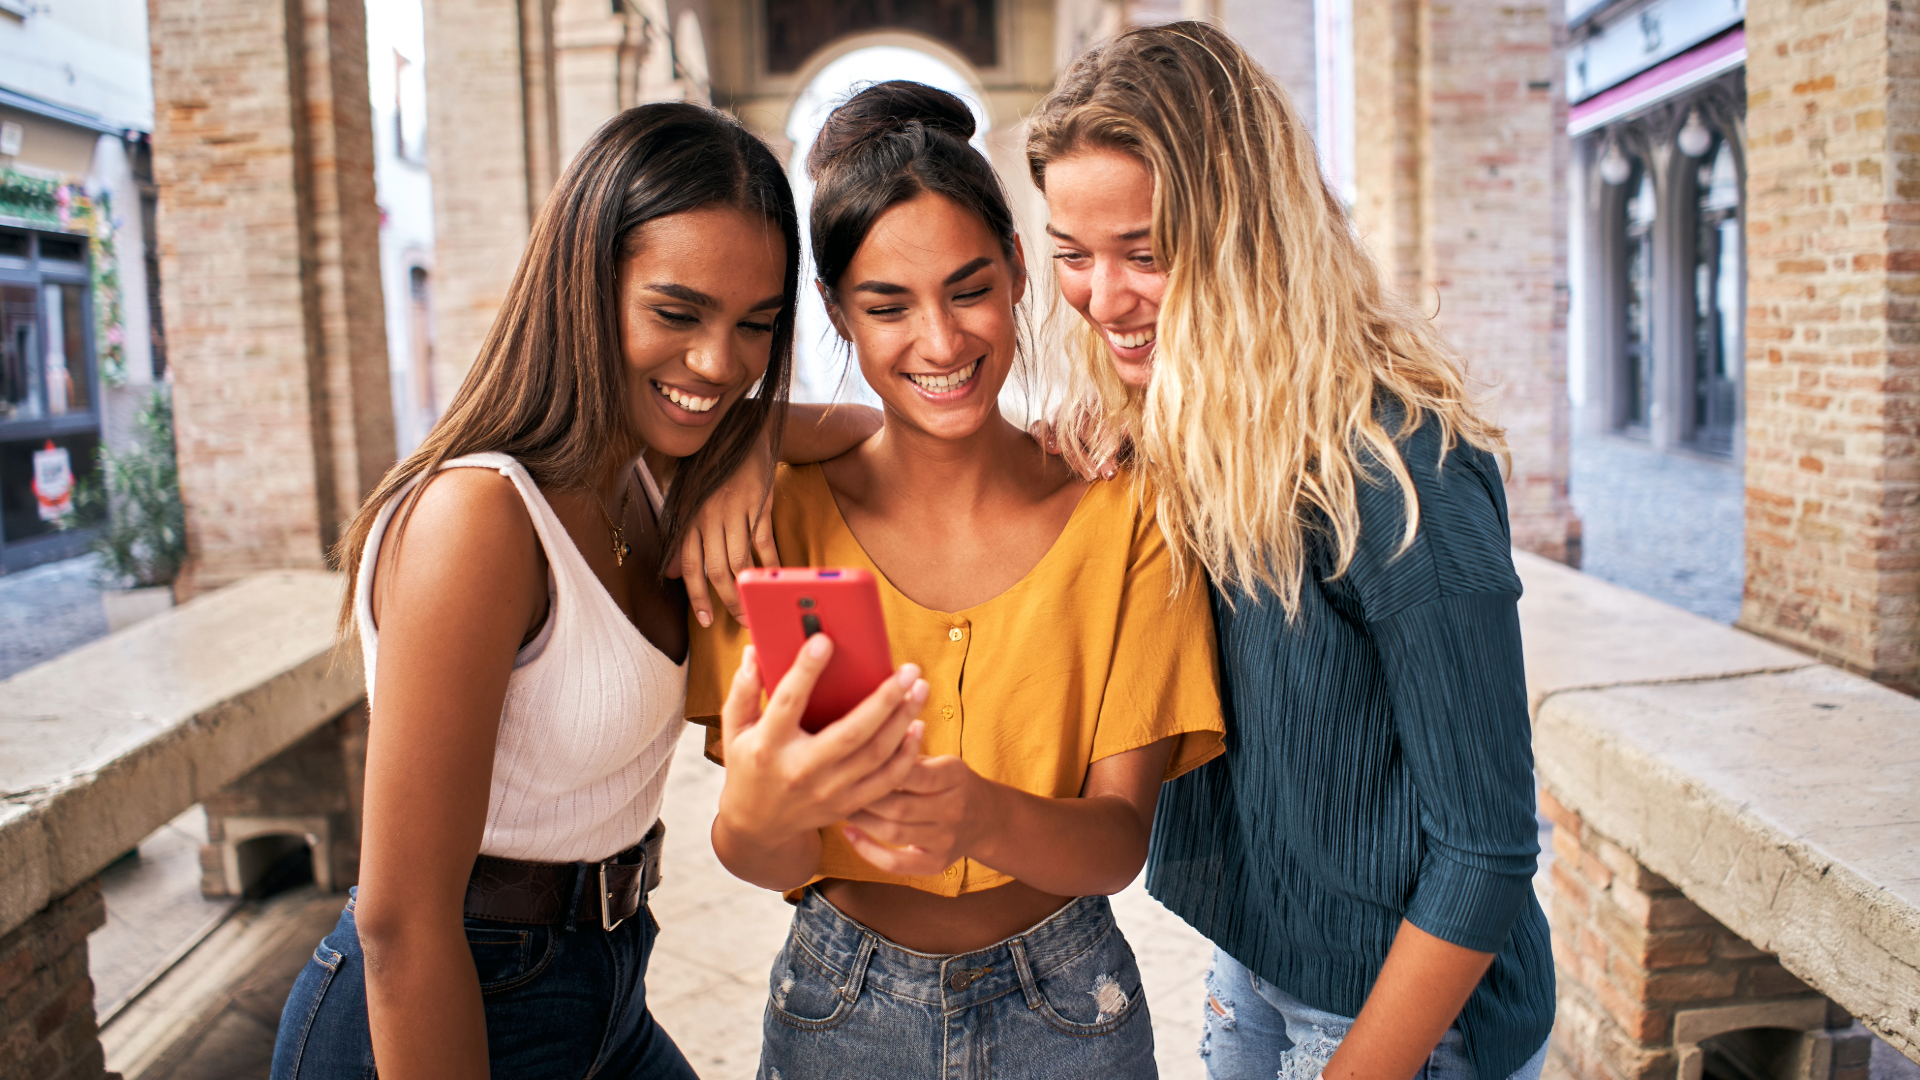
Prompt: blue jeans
<box><xmin>271</xmin><ymin>888</ymin><xmax>697</xmax><ymax>1079</ymax></box>
<box><xmin>759</xmin><ymin>888</ymin><xmax>1156</xmax><ymax>1080</ymax></box>
<box><xmin>1199</xmin><ymin>948</ymin><xmax>1548</xmax><ymax>1080</ymax></box>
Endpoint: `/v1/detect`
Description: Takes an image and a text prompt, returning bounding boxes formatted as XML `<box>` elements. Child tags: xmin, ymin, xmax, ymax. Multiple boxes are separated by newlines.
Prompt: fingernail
<box><xmin>895</xmin><ymin>663</ymin><xmax>921</xmax><ymax>688</ymax></box>
<box><xmin>697</xmin><ymin>610</ymin><xmax>712</xmax><ymax>627</ymax></box>
<box><xmin>808</xmin><ymin>635</ymin><xmax>832</xmax><ymax>657</ymax></box>
<box><xmin>910</xmin><ymin>679</ymin><xmax>928</xmax><ymax>703</ymax></box>
<box><xmin>908</xmin><ymin>720</ymin><xmax>925</xmax><ymax>739</ymax></box>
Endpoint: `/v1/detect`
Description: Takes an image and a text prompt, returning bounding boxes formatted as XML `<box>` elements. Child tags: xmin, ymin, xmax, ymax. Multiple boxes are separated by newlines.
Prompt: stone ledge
<box><xmin>1516</xmin><ymin>552</ymin><xmax>1920</xmax><ymax>1062</ymax></box>
<box><xmin>0</xmin><ymin>572</ymin><xmax>361</xmax><ymax>941</ymax></box>
<box><xmin>1514</xmin><ymin>550</ymin><xmax>1814</xmax><ymax>709</ymax></box>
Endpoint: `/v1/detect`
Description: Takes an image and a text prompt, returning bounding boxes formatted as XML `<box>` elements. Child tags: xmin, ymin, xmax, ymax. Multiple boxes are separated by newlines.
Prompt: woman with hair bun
<box><xmin>1024</xmin><ymin>21</ymin><xmax>1555</xmax><ymax>1080</ymax></box>
<box><xmin>684</xmin><ymin>80</ymin><xmax>1225</xmax><ymax>1079</ymax></box>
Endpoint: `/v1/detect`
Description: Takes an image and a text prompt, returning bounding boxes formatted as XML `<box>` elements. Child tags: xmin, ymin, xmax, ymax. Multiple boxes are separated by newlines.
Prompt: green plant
<box><xmin>65</xmin><ymin>392</ymin><xmax>186</xmax><ymax>588</ymax></box>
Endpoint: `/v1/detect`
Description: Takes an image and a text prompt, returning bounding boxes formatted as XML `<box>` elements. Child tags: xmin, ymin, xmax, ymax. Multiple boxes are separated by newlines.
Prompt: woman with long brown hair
<box><xmin>269</xmin><ymin>101</ymin><xmax>923</xmax><ymax>1079</ymax></box>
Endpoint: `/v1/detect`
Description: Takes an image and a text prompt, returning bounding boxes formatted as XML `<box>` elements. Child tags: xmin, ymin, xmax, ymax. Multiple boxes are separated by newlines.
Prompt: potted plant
<box><xmin>63</xmin><ymin>392</ymin><xmax>187</xmax><ymax>630</ymax></box>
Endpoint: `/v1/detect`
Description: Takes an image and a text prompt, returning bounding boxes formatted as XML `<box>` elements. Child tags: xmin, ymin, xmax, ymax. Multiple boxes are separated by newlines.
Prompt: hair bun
<box><xmin>806</xmin><ymin>80</ymin><xmax>975</xmax><ymax>180</ymax></box>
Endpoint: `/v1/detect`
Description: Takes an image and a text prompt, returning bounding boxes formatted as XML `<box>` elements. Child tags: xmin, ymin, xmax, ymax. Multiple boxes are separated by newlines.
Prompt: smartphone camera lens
<box><xmin>798</xmin><ymin>597</ymin><xmax>816</xmax><ymax>609</ymax></box>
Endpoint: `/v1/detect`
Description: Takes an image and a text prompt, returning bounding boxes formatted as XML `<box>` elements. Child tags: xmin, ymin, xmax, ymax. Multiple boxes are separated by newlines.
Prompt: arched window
<box><xmin>1689</xmin><ymin>137</ymin><xmax>1740</xmax><ymax>453</ymax></box>
<box><xmin>1620</xmin><ymin>157</ymin><xmax>1656</xmax><ymax>432</ymax></box>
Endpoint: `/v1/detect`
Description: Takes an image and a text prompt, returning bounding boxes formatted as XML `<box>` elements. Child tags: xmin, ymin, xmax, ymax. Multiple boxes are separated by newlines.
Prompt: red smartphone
<box><xmin>736</xmin><ymin>567</ymin><xmax>895</xmax><ymax>732</ymax></box>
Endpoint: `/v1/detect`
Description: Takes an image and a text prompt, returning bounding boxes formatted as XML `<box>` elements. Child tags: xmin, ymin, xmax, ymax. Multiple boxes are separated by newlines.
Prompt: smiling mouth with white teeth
<box><xmin>905</xmin><ymin>360</ymin><xmax>980</xmax><ymax>394</ymax></box>
<box><xmin>1105</xmin><ymin>326</ymin><xmax>1156</xmax><ymax>350</ymax></box>
<box><xmin>653</xmin><ymin>380</ymin><xmax>720</xmax><ymax>413</ymax></box>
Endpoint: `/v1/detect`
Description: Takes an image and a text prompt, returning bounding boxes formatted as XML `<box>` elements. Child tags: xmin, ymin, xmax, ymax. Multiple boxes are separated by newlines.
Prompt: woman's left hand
<box><xmin>841</xmin><ymin>756</ymin><xmax>996</xmax><ymax>877</ymax></box>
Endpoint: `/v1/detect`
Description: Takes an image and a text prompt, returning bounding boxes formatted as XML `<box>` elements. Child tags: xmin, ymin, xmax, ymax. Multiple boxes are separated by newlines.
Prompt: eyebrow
<box><xmin>645</xmin><ymin>283</ymin><xmax>785</xmax><ymax>312</ymax></box>
<box><xmin>850</xmin><ymin>257</ymin><xmax>996</xmax><ymax>296</ymax></box>
<box><xmin>1045</xmin><ymin>225</ymin><xmax>1151</xmax><ymax>242</ymax></box>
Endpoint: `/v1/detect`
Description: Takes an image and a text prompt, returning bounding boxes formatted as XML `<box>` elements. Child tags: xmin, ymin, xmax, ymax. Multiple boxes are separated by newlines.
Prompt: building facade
<box><xmin>0</xmin><ymin>0</ymin><xmax>159</xmax><ymax>571</ymax></box>
<box><xmin>1568</xmin><ymin>0</ymin><xmax>1749</xmax><ymax>459</ymax></box>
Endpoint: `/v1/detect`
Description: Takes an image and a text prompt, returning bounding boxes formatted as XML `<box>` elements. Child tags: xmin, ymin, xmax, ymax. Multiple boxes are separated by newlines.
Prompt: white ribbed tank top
<box><xmin>355</xmin><ymin>452</ymin><xmax>688</xmax><ymax>863</ymax></box>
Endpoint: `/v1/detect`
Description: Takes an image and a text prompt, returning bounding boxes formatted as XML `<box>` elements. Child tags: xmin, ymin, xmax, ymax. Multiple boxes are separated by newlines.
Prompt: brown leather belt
<box><xmin>463</xmin><ymin>820</ymin><xmax>665</xmax><ymax>930</ymax></box>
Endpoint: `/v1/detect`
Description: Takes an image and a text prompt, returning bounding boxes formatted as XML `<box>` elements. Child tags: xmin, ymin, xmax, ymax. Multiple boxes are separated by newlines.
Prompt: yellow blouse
<box><xmin>686</xmin><ymin>463</ymin><xmax>1226</xmax><ymax>898</ymax></box>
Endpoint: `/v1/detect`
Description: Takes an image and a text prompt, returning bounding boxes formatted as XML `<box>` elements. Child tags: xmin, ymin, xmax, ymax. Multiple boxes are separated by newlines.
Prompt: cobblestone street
<box><xmin>1568</xmin><ymin>431</ymin><xmax>1746</xmax><ymax>625</ymax></box>
<box><xmin>0</xmin><ymin>555</ymin><xmax>109</xmax><ymax>680</ymax></box>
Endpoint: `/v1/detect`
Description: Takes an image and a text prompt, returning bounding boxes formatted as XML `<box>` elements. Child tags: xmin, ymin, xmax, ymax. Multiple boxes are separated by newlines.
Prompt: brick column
<box><xmin>1351</xmin><ymin>0</ymin><xmax>1579</xmax><ymax>564</ymax></box>
<box><xmin>420</xmin><ymin>0</ymin><xmax>556</xmax><ymax>403</ymax></box>
<box><xmin>1741</xmin><ymin>0</ymin><xmax>1920</xmax><ymax>691</ymax></box>
<box><xmin>0</xmin><ymin>882</ymin><xmax>107</xmax><ymax>1080</ymax></box>
<box><xmin>149</xmin><ymin>0</ymin><xmax>395</xmax><ymax>594</ymax></box>
<box><xmin>1540</xmin><ymin>789</ymin><xmax>1871</xmax><ymax>1080</ymax></box>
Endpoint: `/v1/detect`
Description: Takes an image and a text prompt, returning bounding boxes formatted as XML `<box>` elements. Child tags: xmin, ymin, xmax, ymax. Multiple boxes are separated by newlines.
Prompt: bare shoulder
<box><xmin>370</xmin><ymin>466</ymin><xmax>544</xmax><ymax>630</ymax></box>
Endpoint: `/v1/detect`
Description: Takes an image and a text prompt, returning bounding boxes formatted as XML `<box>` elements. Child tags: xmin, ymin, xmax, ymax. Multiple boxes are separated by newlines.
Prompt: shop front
<box><xmin>1568</xmin><ymin>0</ymin><xmax>1747</xmax><ymax>459</ymax></box>
<box><xmin>0</xmin><ymin>127</ymin><xmax>107</xmax><ymax>569</ymax></box>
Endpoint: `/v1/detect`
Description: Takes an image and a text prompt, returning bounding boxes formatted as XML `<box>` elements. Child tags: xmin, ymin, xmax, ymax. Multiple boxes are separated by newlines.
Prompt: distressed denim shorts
<box><xmin>1199</xmin><ymin>947</ymin><xmax>1548</xmax><ymax>1080</ymax></box>
<box><xmin>758</xmin><ymin>887</ymin><xmax>1157</xmax><ymax>1080</ymax></box>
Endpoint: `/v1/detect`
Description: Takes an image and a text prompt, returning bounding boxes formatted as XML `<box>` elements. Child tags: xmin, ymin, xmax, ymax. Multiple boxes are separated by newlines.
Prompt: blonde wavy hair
<box><xmin>1027</xmin><ymin>21</ymin><xmax>1507</xmax><ymax>614</ymax></box>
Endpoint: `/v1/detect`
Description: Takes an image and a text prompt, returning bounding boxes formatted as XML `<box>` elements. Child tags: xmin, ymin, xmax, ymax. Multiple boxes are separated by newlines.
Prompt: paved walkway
<box><xmin>0</xmin><ymin>553</ymin><xmax>109</xmax><ymax>679</ymax></box>
<box><xmin>1569</xmin><ymin>431</ymin><xmax>1745</xmax><ymax>624</ymax></box>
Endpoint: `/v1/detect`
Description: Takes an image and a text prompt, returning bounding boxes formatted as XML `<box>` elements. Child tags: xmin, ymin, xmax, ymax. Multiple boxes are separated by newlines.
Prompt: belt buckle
<box><xmin>599</xmin><ymin>861</ymin><xmax>625</xmax><ymax>932</ymax></box>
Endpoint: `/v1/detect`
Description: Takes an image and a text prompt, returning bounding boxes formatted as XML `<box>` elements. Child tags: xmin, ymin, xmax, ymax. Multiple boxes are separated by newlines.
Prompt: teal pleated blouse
<box><xmin>1146</xmin><ymin>406</ymin><xmax>1554</xmax><ymax>1080</ymax></box>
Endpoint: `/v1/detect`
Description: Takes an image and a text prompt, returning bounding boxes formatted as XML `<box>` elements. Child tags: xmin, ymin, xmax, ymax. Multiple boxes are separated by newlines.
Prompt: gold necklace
<box><xmin>592</xmin><ymin>469</ymin><xmax>636</xmax><ymax>567</ymax></box>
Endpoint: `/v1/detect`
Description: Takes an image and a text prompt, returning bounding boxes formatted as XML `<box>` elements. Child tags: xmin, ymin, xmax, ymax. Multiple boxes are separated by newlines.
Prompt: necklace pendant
<box><xmin>614</xmin><ymin>538</ymin><xmax>630</xmax><ymax>567</ymax></box>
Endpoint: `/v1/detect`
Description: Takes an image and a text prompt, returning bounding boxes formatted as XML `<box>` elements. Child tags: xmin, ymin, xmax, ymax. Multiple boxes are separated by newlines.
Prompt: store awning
<box><xmin>1569</xmin><ymin>27</ymin><xmax>1745</xmax><ymax>138</ymax></box>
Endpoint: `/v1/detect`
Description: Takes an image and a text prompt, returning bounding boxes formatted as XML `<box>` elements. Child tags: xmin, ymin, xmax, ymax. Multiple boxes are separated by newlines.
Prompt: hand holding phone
<box><xmin>737</xmin><ymin>568</ymin><xmax>894</xmax><ymax>731</ymax></box>
<box><xmin>712</xmin><ymin>626</ymin><xmax>929</xmax><ymax>892</ymax></box>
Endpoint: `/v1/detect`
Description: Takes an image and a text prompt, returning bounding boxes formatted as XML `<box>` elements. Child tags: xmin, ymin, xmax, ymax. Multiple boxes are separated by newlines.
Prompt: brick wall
<box><xmin>421</xmin><ymin>0</ymin><xmax>543</xmax><ymax>403</ymax></box>
<box><xmin>1541</xmin><ymin>789</ymin><xmax>1870</xmax><ymax>1080</ymax></box>
<box><xmin>1741</xmin><ymin>0</ymin><xmax>1920</xmax><ymax>691</ymax></box>
<box><xmin>1351</xmin><ymin>0</ymin><xmax>1577</xmax><ymax>563</ymax></box>
<box><xmin>296</xmin><ymin>0</ymin><xmax>398</xmax><ymax>550</ymax></box>
<box><xmin>1352</xmin><ymin>0</ymin><xmax>1423</xmax><ymax>303</ymax></box>
<box><xmin>0</xmin><ymin>881</ymin><xmax>107</xmax><ymax>1080</ymax></box>
<box><xmin>150</xmin><ymin>0</ymin><xmax>393</xmax><ymax>594</ymax></box>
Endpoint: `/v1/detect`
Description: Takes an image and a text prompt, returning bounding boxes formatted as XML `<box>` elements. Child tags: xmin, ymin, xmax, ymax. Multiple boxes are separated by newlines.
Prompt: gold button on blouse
<box><xmin>948</xmin><ymin>627</ymin><xmax>964</xmax><ymax>641</ymax></box>
<box><xmin>941</xmin><ymin>705</ymin><xmax>955</xmax><ymax>718</ymax></box>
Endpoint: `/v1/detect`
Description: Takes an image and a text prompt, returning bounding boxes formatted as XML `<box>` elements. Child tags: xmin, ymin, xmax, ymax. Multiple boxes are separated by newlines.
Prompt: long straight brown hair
<box><xmin>333</xmin><ymin>102</ymin><xmax>798</xmax><ymax>635</ymax></box>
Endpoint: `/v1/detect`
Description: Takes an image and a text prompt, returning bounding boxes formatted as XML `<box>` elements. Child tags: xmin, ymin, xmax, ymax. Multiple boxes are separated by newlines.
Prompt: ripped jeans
<box><xmin>1198</xmin><ymin>948</ymin><xmax>1548</xmax><ymax>1080</ymax></box>
<box><xmin>758</xmin><ymin>887</ymin><xmax>1156</xmax><ymax>1080</ymax></box>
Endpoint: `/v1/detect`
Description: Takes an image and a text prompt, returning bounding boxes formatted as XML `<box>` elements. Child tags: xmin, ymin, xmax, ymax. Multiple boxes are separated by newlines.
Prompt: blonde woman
<box><xmin>1022</xmin><ymin>21</ymin><xmax>1553</xmax><ymax>1080</ymax></box>
<box><xmin>678</xmin><ymin>25</ymin><xmax>1550</xmax><ymax>1080</ymax></box>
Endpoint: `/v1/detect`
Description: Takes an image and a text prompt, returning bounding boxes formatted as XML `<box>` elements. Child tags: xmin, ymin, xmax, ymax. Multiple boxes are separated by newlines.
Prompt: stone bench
<box><xmin>0</xmin><ymin>571</ymin><xmax>362</xmax><ymax>1079</ymax></box>
<box><xmin>1515</xmin><ymin>551</ymin><xmax>1919</xmax><ymax>1080</ymax></box>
